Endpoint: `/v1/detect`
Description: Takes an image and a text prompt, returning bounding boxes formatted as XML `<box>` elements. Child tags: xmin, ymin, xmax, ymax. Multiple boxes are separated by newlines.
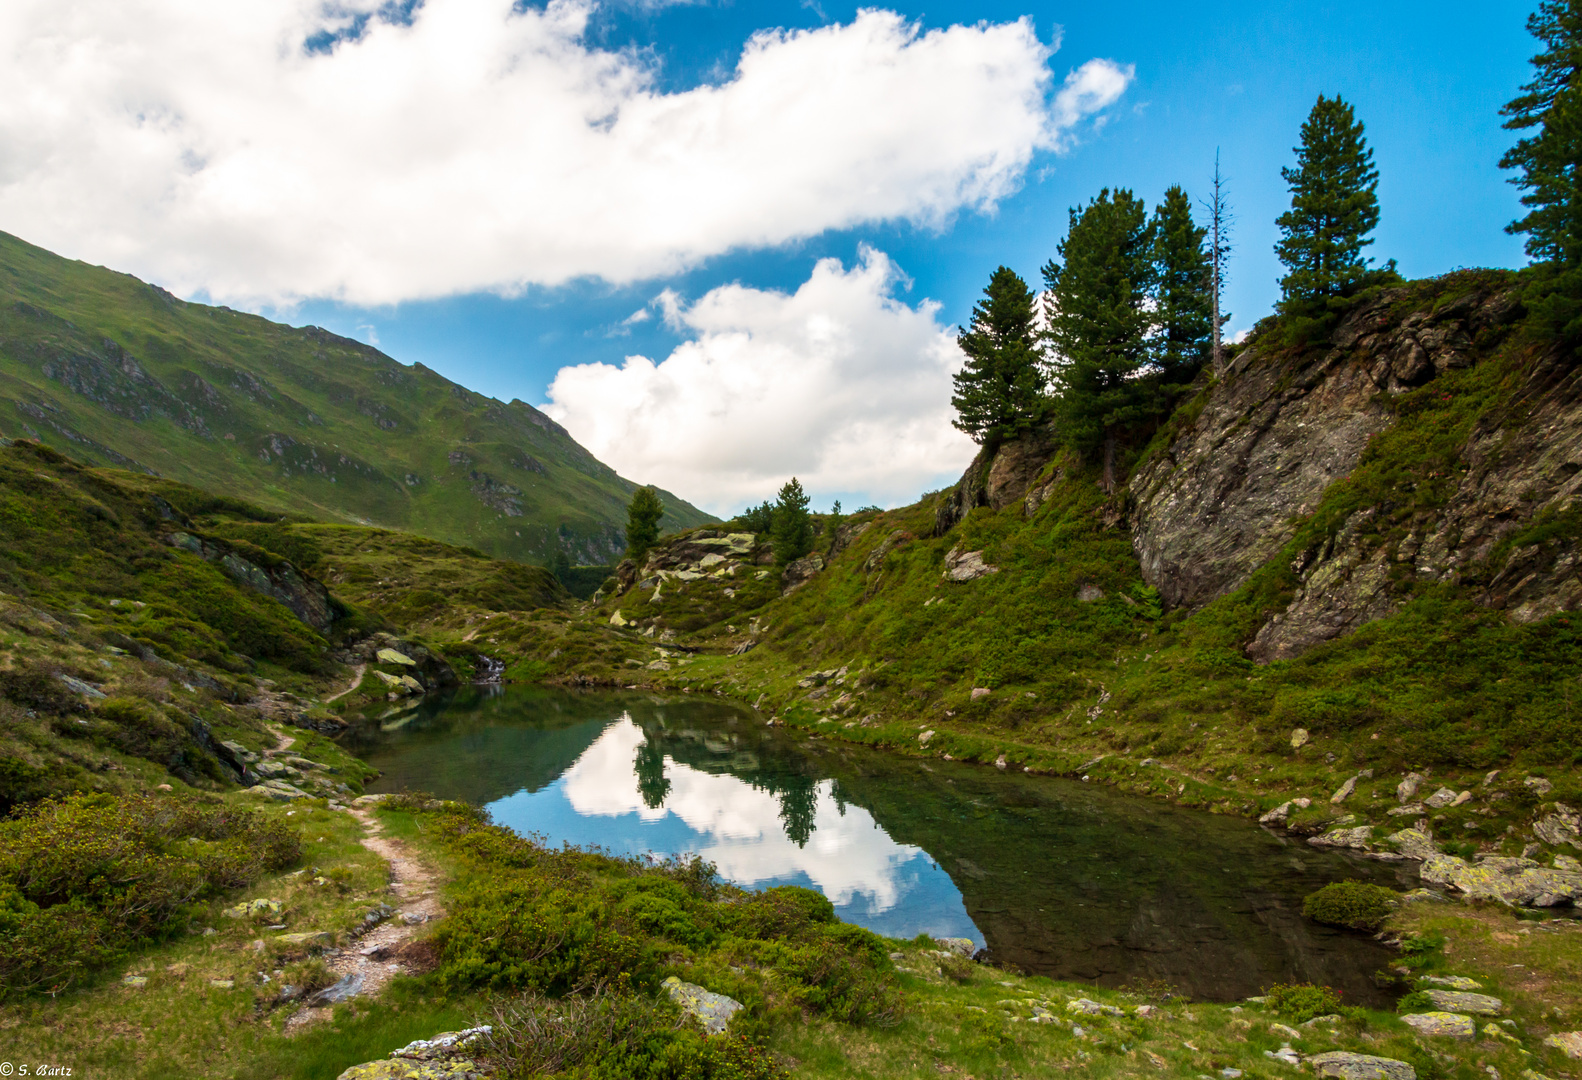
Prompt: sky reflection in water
<box><xmin>486</xmin><ymin>716</ymin><xmax>982</xmax><ymax>944</ymax></box>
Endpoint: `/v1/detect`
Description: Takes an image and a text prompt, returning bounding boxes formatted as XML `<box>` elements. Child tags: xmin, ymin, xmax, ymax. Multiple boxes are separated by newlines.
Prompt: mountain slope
<box><xmin>0</xmin><ymin>231</ymin><xmax>712</xmax><ymax>564</ymax></box>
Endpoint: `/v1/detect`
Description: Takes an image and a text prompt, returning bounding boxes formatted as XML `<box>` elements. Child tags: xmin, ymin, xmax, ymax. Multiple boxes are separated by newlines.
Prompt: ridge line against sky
<box><xmin>0</xmin><ymin>0</ymin><xmax>1535</xmax><ymax>514</ymax></box>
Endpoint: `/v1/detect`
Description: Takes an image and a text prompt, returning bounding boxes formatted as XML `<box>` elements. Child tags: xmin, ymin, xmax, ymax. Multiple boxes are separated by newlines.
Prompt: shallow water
<box><xmin>346</xmin><ymin>687</ymin><xmax>1407</xmax><ymax>1003</ymax></box>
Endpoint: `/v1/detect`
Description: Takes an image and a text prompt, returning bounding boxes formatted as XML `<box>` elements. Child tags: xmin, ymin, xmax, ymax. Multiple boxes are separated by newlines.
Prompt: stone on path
<box><xmin>311</xmin><ymin>971</ymin><xmax>366</xmax><ymax>1006</ymax></box>
<box><xmin>662</xmin><ymin>976</ymin><xmax>743</xmax><ymax>1035</ymax></box>
<box><xmin>1400</xmin><ymin>1011</ymin><xmax>1475</xmax><ymax>1038</ymax></box>
<box><xmin>1307</xmin><ymin>1051</ymin><xmax>1417</xmax><ymax>1080</ymax></box>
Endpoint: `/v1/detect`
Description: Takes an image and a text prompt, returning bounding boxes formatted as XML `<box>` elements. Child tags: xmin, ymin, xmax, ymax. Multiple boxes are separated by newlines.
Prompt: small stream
<box><xmin>344</xmin><ymin>687</ymin><xmax>1408</xmax><ymax>1004</ymax></box>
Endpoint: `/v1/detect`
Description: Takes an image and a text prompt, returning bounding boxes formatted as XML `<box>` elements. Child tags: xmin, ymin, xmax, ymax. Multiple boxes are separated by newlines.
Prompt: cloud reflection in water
<box><xmin>486</xmin><ymin>717</ymin><xmax>980</xmax><ymax>943</ymax></box>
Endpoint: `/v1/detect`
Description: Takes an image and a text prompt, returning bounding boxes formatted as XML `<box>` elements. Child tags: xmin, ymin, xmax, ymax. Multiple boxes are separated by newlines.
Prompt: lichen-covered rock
<box><xmin>337</xmin><ymin>1060</ymin><xmax>492</xmax><ymax>1079</ymax></box>
<box><xmin>1308</xmin><ymin>826</ymin><xmax>1373</xmax><ymax>850</ymax></box>
<box><xmin>1544</xmin><ymin>1030</ymin><xmax>1582</xmax><ymax>1058</ymax></box>
<box><xmin>222</xmin><ymin>898</ymin><xmax>281</xmax><ymax>919</ymax></box>
<box><xmin>662</xmin><ymin>976</ymin><xmax>742</xmax><ymax>1035</ymax></box>
<box><xmin>1385</xmin><ymin>829</ymin><xmax>1437</xmax><ymax>861</ymax></box>
<box><xmin>1421</xmin><ymin>975</ymin><xmax>1482</xmax><ymax>991</ymax></box>
<box><xmin>1535</xmin><ymin>804</ymin><xmax>1582</xmax><ymax>849</ymax></box>
<box><xmin>1307</xmin><ymin>1051</ymin><xmax>1417</xmax><ymax>1080</ymax></box>
<box><xmin>1422</xmin><ymin>989</ymin><xmax>1503</xmax><ymax>1015</ymax></box>
<box><xmin>1420</xmin><ymin>853</ymin><xmax>1582</xmax><ymax>905</ymax></box>
<box><xmin>1400</xmin><ymin>1011</ymin><xmax>1475</xmax><ymax>1038</ymax></box>
<box><xmin>334</xmin><ymin>1027</ymin><xmax>495</xmax><ymax>1079</ymax></box>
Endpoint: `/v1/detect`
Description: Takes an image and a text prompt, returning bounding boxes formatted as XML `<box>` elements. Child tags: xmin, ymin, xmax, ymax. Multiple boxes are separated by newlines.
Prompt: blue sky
<box><xmin>1</xmin><ymin>0</ymin><xmax>1537</xmax><ymax>513</ymax></box>
<box><xmin>283</xmin><ymin>0</ymin><xmax>1533</xmax><ymax>404</ymax></box>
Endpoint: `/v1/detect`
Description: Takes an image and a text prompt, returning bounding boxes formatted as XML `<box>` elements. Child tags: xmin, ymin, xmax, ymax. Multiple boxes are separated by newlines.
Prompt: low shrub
<box><xmin>0</xmin><ymin>793</ymin><xmax>300</xmax><ymax>995</ymax></box>
<box><xmin>1264</xmin><ymin>982</ymin><xmax>1344</xmax><ymax>1023</ymax></box>
<box><xmin>486</xmin><ymin>987</ymin><xmax>788</xmax><ymax>1080</ymax></box>
<box><xmin>1303</xmin><ymin>881</ymin><xmax>1399</xmax><ymax>931</ymax></box>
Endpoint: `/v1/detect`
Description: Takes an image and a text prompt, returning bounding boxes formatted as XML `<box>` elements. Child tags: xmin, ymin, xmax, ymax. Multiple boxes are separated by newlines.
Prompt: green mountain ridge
<box><xmin>0</xmin><ymin>231</ymin><xmax>713</xmax><ymax>565</ymax></box>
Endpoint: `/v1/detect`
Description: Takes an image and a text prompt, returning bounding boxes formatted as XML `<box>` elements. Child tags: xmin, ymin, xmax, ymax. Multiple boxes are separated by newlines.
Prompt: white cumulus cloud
<box><xmin>542</xmin><ymin>246</ymin><xmax>976</xmax><ymax>512</ymax></box>
<box><xmin>0</xmin><ymin>0</ymin><xmax>1130</xmax><ymax>306</ymax></box>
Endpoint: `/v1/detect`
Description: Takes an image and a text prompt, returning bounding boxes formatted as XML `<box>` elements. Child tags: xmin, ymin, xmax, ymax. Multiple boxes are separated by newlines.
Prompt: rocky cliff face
<box><xmin>927</xmin><ymin>275</ymin><xmax>1582</xmax><ymax>665</ymax></box>
<box><xmin>1127</xmin><ymin>276</ymin><xmax>1582</xmax><ymax>660</ymax></box>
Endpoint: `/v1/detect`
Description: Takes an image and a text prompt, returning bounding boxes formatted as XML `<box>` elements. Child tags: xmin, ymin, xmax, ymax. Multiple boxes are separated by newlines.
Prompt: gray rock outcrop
<box><xmin>1128</xmin><ymin>283</ymin><xmax>1560</xmax><ymax>661</ymax></box>
<box><xmin>1420</xmin><ymin>853</ymin><xmax>1582</xmax><ymax>905</ymax></box>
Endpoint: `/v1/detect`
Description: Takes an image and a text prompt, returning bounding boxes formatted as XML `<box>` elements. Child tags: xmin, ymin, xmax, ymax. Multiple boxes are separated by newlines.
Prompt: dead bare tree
<box><xmin>1203</xmin><ymin>151</ymin><xmax>1233</xmax><ymax>377</ymax></box>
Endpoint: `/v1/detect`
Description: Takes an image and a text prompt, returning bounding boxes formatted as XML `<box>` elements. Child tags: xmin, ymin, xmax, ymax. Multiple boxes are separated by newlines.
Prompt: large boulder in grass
<box><xmin>662</xmin><ymin>976</ymin><xmax>743</xmax><ymax>1035</ymax></box>
<box><xmin>336</xmin><ymin>1027</ymin><xmax>495</xmax><ymax>1080</ymax></box>
<box><xmin>1307</xmin><ymin>1051</ymin><xmax>1417</xmax><ymax>1080</ymax></box>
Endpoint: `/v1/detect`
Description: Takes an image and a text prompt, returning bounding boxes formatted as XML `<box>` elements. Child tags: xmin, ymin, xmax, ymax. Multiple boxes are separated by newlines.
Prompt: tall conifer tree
<box><xmin>770</xmin><ymin>477</ymin><xmax>813</xmax><ymax>564</ymax></box>
<box><xmin>625</xmin><ymin>486</ymin><xmax>664</xmax><ymax>564</ymax></box>
<box><xmin>950</xmin><ymin>266</ymin><xmax>1045</xmax><ymax>448</ymax></box>
<box><xmin>1502</xmin><ymin>0</ymin><xmax>1582</xmax><ymax>268</ymax></box>
<box><xmin>1043</xmin><ymin>189</ymin><xmax>1154</xmax><ymax>491</ymax></box>
<box><xmin>1274</xmin><ymin>95</ymin><xmax>1381</xmax><ymax>305</ymax></box>
<box><xmin>1150</xmin><ymin>185</ymin><xmax>1214</xmax><ymax>387</ymax></box>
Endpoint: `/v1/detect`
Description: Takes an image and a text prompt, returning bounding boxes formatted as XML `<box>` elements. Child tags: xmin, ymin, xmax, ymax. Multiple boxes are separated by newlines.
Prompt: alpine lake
<box><xmin>344</xmin><ymin>687</ymin><xmax>1408</xmax><ymax>1005</ymax></box>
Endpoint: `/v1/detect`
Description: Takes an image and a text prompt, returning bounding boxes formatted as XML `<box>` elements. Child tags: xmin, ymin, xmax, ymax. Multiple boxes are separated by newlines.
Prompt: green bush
<box><xmin>1264</xmin><ymin>982</ymin><xmax>1344</xmax><ymax>1023</ymax></box>
<box><xmin>0</xmin><ymin>793</ymin><xmax>300</xmax><ymax>995</ymax></box>
<box><xmin>1303</xmin><ymin>881</ymin><xmax>1399</xmax><ymax>931</ymax></box>
<box><xmin>1396</xmin><ymin>990</ymin><xmax>1435</xmax><ymax>1014</ymax></box>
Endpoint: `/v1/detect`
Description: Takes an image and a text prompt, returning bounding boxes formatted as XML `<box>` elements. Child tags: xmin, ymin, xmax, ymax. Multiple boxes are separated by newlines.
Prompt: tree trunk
<box><xmin>1102</xmin><ymin>432</ymin><xmax>1116</xmax><ymax>494</ymax></box>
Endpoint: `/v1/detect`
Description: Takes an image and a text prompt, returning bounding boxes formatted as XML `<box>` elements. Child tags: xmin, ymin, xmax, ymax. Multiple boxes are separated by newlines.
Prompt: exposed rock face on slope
<box><xmin>1131</xmin><ymin>285</ymin><xmax>1520</xmax><ymax>614</ymax></box>
<box><xmin>167</xmin><ymin>530</ymin><xmax>335</xmax><ymax>632</ymax></box>
<box><xmin>934</xmin><ymin>430</ymin><xmax>1056</xmax><ymax>536</ymax></box>
<box><xmin>1126</xmin><ymin>280</ymin><xmax>1582</xmax><ymax>660</ymax></box>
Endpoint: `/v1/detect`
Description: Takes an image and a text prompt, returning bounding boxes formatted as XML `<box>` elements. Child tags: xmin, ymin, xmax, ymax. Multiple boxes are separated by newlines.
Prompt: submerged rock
<box><xmin>662</xmin><ymin>976</ymin><xmax>742</xmax><ymax>1035</ymax></box>
<box><xmin>1307</xmin><ymin>1051</ymin><xmax>1417</xmax><ymax>1080</ymax></box>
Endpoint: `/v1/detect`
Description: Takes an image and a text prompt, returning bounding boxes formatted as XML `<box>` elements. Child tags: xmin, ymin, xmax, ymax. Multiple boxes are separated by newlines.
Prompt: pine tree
<box><xmin>1502</xmin><ymin>0</ymin><xmax>1582</xmax><ymax>268</ymax></box>
<box><xmin>950</xmin><ymin>266</ymin><xmax>1046</xmax><ymax>448</ymax></box>
<box><xmin>625</xmin><ymin>486</ymin><xmax>664</xmax><ymax>565</ymax></box>
<box><xmin>1150</xmin><ymin>185</ymin><xmax>1214</xmax><ymax>387</ymax></box>
<box><xmin>771</xmin><ymin>477</ymin><xmax>813</xmax><ymax>563</ymax></box>
<box><xmin>550</xmin><ymin>547</ymin><xmax>571</xmax><ymax>585</ymax></box>
<box><xmin>1043</xmin><ymin>188</ymin><xmax>1155</xmax><ymax>491</ymax></box>
<box><xmin>1274</xmin><ymin>95</ymin><xmax>1381</xmax><ymax>305</ymax></box>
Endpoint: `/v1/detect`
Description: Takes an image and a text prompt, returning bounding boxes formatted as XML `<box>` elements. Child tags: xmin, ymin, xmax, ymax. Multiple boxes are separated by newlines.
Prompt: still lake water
<box><xmin>346</xmin><ymin>687</ymin><xmax>1407</xmax><ymax>1003</ymax></box>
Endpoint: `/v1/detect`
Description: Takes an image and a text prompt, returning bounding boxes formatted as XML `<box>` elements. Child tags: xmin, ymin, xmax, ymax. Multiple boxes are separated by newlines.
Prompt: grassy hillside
<box><xmin>0</xmin><ymin>230</ymin><xmax>712</xmax><ymax>566</ymax></box>
<box><xmin>0</xmin><ymin>436</ymin><xmax>575</xmax><ymax>809</ymax></box>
